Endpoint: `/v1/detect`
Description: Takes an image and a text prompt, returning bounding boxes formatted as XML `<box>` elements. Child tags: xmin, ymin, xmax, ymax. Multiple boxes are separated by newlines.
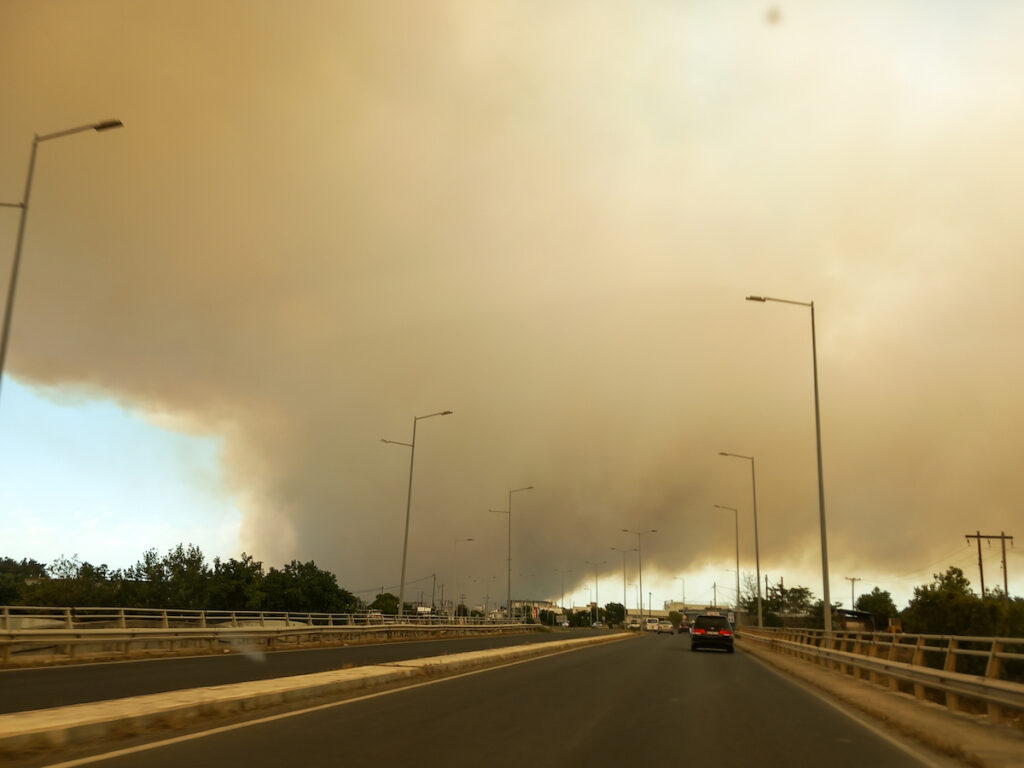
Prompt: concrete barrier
<box><xmin>0</xmin><ymin>632</ymin><xmax>630</xmax><ymax>758</ymax></box>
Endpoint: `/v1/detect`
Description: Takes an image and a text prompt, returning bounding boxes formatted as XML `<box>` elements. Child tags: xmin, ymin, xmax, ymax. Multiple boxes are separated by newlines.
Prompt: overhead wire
<box><xmin>894</xmin><ymin>544</ymin><xmax>976</xmax><ymax>581</ymax></box>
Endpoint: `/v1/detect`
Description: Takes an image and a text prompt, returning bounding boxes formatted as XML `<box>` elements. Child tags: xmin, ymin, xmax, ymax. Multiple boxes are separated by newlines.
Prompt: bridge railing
<box><xmin>0</xmin><ymin>605</ymin><xmax>542</xmax><ymax>666</ymax></box>
<box><xmin>740</xmin><ymin>626</ymin><xmax>1024</xmax><ymax>725</ymax></box>
<box><xmin>0</xmin><ymin>605</ymin><xmax>510</xmax><ymax>630</ymax></box>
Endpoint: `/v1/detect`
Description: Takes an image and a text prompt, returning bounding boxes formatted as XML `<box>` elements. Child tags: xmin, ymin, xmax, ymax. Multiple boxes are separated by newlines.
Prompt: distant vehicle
<box><xmin>656</xmin><ymin>619</ymin><xmax>674</xmax><ymax>634</ymax></box>
<box><xmin>690</xmin><ymin>612</ymin><xmax>734</xmax><ymax>653</ymax></box>
<box><xmin>626</xmin><ymin>617</ymin><xmax>642</xmax><ymax>631</ymax></box>
<box><xmin>592</xmin><ymin>621</ymin><xmax>604</xmax><ymax>628</ymax></box>
<box><xmin>560</xmin><ymin>620</ymin><xmax>570</xmax><ymax>628</ymax></box>
<box><xmin>644</xmin><ymin>617</ymin><xmax>660</xmax><ymax>632</ymax></box>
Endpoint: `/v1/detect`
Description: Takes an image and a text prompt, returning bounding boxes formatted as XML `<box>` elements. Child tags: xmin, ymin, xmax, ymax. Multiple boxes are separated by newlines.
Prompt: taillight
<box><xmin>692</xmin><ymin>628</ymin><xmax>706</xmax><ymax>635</ymax></box>
<box><xmin>720</xmin><ymin>629</ymin><xmax>733</xmax><ymax>636</ymax></box>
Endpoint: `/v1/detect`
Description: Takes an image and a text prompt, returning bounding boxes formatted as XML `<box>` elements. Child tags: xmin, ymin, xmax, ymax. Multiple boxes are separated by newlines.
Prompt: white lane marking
<box><xmin>38</xmin><ymin>644</ymin><xmax>601</xmax><ymax>768</ymax></box>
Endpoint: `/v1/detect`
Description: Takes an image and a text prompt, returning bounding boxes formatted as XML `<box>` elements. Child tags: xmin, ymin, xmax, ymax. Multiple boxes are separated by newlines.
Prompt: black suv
<box><xmin>689</xmin><ymin>613</ymin><xmax>734</xmax><ymax>653</ymax></box>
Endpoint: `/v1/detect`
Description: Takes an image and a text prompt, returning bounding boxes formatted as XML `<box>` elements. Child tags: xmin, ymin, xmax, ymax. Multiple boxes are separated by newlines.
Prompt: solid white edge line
<box><xmin>38</xmin><ymin>640</ymin><xmax>623</xmax><ymax>768</ymax></box>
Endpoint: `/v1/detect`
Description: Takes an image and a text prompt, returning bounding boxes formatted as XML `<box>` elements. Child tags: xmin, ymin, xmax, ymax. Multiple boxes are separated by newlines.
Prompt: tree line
<box><xmin>737</xmin><ymin>566</ymin><xmax>1024</xmax><ymax>636</ymax></box>
<box><xmin>0</xmin><ymin>545</ymin><xmax>384</xmax><ymax>614</ymax></box>
<box><xmin>4</xmin><ymin>548</ymin><xmax>1022</xmax><ymax>636</ymax></box>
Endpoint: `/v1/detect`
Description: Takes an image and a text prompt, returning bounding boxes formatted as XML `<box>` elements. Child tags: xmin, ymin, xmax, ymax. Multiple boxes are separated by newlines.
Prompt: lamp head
<box><xmin>746</xmin><ymin>295</ymin><xmax>766</xmax><ymax>302</ymax></box>
<box><xmin>94</xmin><ymin>120</ymin><xmax>124</xmax><ymax>131</ymax></box>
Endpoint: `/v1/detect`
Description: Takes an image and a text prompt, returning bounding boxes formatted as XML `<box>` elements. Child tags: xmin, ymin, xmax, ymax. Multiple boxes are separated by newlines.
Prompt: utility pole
<box><xmin>964</xmin><ymin>531</ymin><xmax>1014</xmax><ymax>602</ymax></box>
<box><xmin>845</xmin><ymin>576</ymin><xmax>861</xmax><ymax>609</ymax></box>
<box><xmin>713</xmin><ymin>582</ymin><xmax>717</xmax><ymax>608</ymax></box>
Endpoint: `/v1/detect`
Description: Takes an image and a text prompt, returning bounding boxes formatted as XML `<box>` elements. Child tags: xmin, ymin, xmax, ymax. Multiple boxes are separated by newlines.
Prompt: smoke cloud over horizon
<box><xmin>2</xmin><ymin>1</ymin><xmax>1022</xmax><ymax>606</ymax></box>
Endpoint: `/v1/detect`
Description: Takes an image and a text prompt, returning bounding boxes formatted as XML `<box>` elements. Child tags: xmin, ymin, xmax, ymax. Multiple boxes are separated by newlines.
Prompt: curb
<box><xmin>0</xmin><ymin>632</ymin><xmax>629</xmax><ymax>757</ymax></box>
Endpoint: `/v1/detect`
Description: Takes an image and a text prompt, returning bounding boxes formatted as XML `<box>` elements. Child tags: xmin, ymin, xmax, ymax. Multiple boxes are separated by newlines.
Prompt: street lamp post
<box><xmin>452</xmin><ymin>538</ymin><xmax>474</xmax><ymax>619</ymax></box>
<box><xmin>585</xmin><ymin>560</ymin><xmax>606</xmax><ymax>625</ymax></box>
<box><xmin>746</xmin><ymin>294</ymin><xmax>832</xmax><ymax>634</ymax></box>
<box><xmin>0</xmin><ymin>120</ymin><xmax>124</xmax><ymax>406</ymax></box>
<box><xmin>490</xmin><ymin>485</ymin><xmax>533</xmax><ymax>623</ymax></box>
<box><xmin>555</xmin><ymin>568</ymin><xmax>572</xmax><ymax>611</ymax></box>
<box><xmin>714</xmin><ymin>505</ymin><xmax>741</xmax><ymax>612</ymax></box>
<box><xmin>611</xmin><ymin>547</ymin><xmax>635</xmax><ymax>615</ymax></box>
<box><xmin>622</xmin><ymin>529</ymin><xmax>656</xmax><ymax>621</ymax></box>
<box><xmin>675</xmin><ymin>576</ymin><xmax>686</xmax><ymax>606</ymax></box>
<box><xmin>381</xmin><ymin>409</ymin><xmax>453</xmax><ymax>618</ymax></box>
<box><xmin>719</xmin><ymin>451</ymin><xmax>763</xmax><ymax>627</ymax></box>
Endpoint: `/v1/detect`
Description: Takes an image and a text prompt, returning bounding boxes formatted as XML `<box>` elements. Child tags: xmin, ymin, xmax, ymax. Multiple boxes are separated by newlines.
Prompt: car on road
<box><xmin>626</xmin><ymin>617</ymin><xmax>642</xmax><ymax>631</ymax></box>
<box><xmin>644</xmin><ymin>617</ymin><xmax>660</xmax><ymax>632</ymax></box>
<box><xmin>656</xmin><ymin>619</ymin><xmax>674</xmax><ymax>634</ymax></box>
<box><xmin>690</xmin><ymin>612</ymin><xmax>734</xmax><ymax>653</ymax></box>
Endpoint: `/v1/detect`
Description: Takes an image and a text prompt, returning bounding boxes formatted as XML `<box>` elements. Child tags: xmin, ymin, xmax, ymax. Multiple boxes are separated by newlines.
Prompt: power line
<box><xmin>895</xmin><ymin>545</ymin><xmax>974</xmax><ymax>580</ymax></box>
<box><xmin>350</xmin><ymin>572</ymin><xmax>437</xmax><ymax>596</ymax></box>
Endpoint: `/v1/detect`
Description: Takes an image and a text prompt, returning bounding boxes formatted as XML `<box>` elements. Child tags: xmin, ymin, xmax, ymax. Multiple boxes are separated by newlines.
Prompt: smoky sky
<box><xmin>2</xmin><ymin>1</ymin><xmax>1023</xmax><ymax>603</ymax></box>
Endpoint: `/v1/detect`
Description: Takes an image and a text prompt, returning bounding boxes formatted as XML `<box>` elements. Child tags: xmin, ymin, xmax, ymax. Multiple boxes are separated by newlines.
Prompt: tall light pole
<box><xmin>452</xmin><ymin>538</ymin><xmax>474</xmax><ymax>618</ymax></box>
<box><xmin>490</xmin><ymin>485</ymin><xmax>533</xmax><ymax>622</ymax></box>
<box><xmin>622</xmin><ymin>529</ymin><xmax>656</xmax><ymax>621</ymax></box>
<box><xmin>746</xmin><ymin>294</ymin><xmax>832</xmax><ymax>634</ymax></box>
<box><xmin>714</xmin><ymin>505</ymin><xmax>741</xmax><ymax>612</ymax></box>
<box><xmin>585</xmin><ymin>560</ymin><xmax>606</xmax><ymax>624</ymax></box>
<box><xmin>0</xmin><ymin>120</ymin><xmax>124</xmax><ymax>406</ymax></box>
<box><xmin>675</xmin><ymin>576</ymin><xmax>686</xmax><ymax>606</ymax></box>
<box><xmin>845</xmin><ymin>576</ymin><xmax>861</xmax><ymax>610</ymax></box>
<box><xmin>611</xmin><ymin>547</ymin><xmax>635</xmax><ymax>613</ymax></box>
<box><xmin>719</xmin><ymin>451</ymin><xmax>763</xmax><ymax>627</ymax></box>
<box><xmin>555</xmin><ymin>568</ymin><xmax>572</xmax><ymax>610</ymax></box>
<box><xmin>381</xmin><ymin>409</ymin><xmax>453</xmax><ymax>618</ymax></box>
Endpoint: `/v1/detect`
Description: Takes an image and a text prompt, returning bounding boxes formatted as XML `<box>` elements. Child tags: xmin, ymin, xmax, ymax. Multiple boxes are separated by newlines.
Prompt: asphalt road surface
<box><xmin>58</xmin><ymin>633</ymin><xmax>935</xmax><ymax>768</ymax></box>
<box><xmin>1</xmin><ymin>630</ymin><xmax>570</xmax><ymax>713</ymax></box>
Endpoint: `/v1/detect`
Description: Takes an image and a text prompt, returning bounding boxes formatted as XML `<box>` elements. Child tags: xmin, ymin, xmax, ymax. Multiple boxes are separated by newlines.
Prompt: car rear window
<box><xmin>694</xmin><ymin>616</ymin><xmax>730</xmax><ymax>630</ymax></box>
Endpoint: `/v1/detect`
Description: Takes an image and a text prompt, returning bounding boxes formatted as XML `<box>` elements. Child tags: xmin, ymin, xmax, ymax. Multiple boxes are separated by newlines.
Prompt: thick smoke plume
<box><xmin>1</xmin><ymin>2</ymin><xmax>1022</xmax><ymax>605</ymax></box>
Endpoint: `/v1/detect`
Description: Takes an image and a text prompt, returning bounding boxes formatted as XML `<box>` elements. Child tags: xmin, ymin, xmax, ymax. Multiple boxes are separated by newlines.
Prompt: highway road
<box><xmin>52</xmin><ymin>633</ymin><xmax>937</xmax><ymax>768</ymax></box>
<box><xmin>0</xmin><ymin>630</ymin><xmax>567</xmax><ymax>713</ymax></box>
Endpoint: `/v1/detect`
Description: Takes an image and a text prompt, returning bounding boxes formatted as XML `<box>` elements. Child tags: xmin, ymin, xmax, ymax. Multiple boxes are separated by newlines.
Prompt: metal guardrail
<box><xmin>0</xmin><ymin>605</ymin><xmax>511</xmax><ymax>630</ymax></box>
<box><xmin>740</xmin><ymin>626</ymin><xmax>1024</xmax><ymax>725</ymax></box>
<box><xmin>0</xmin><ymin>605</ymin><xmax>538</xmax><ymax>666</ymax></box>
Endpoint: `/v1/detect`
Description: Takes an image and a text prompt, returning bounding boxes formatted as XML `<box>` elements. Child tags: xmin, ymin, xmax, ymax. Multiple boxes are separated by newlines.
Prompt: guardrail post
<box><xmin>118</xmin><ymin>608</ymin><xmax>126</xmax><ymax>629</ymax></box>
<box><xmin>161</xmin><ymin>610</ymin><xmax>169</xmax><ymax>629</ymax></box>
<box><xmin>985</xmin><ymin>641</ymin><xmax>1005</xmax><ymax>724</ymax></box>
<box><xmin>200</xmin><ymin>611</ymin><xmax>207</xmax><ymax>629</ymax></box>
<box><xmin>912</xmin><ymin>636</ymin><xmax>927</xmax><ymax>701</ymax></box>
<box><xmin>850</xmin><ymin>634</ymin><xmax>865</xmax><ymax>680</ymax></box>
<box><xmin>943</xmin><ymin>638</ymin><xmax>960</xmax><ymax>712</ymax></box>
<box><xmin>886</xmin><ymin>636</ymin><xmax>901</xmax><ymax>691</ymax></box>
<box><xmin>2</xmin><ymin>606</ymin><xmax>9</xmax><ymax>631</ymax></box>
<box><xmin>64</xmin><ymin>608</ymin><xmax>73</xmax><ymax>629</ymax></box>
<box><xmin>866</xmin><ymin>636</ymin><xmax>882</xmax><ymax>684</ymax></box>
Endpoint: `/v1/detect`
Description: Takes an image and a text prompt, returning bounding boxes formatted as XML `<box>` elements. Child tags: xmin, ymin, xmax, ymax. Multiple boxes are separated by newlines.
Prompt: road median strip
<box><xmin>0</xmin><ymin>632</ymin><xmax>629</xmax><ymax>757</ymax></box>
